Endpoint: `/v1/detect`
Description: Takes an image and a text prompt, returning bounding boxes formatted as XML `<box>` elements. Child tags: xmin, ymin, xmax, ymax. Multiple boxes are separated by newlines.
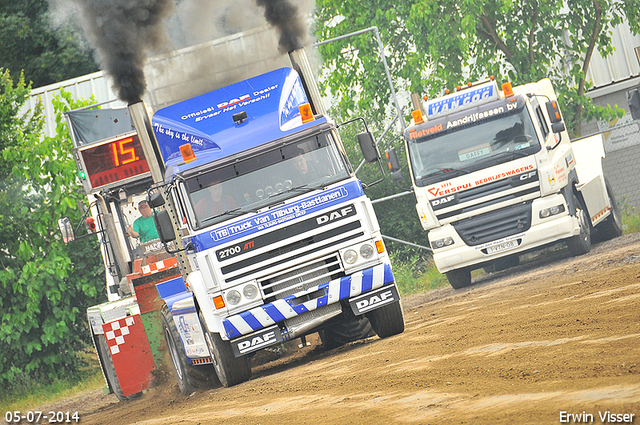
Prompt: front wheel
<box><xmin>366</xmin><ymin>300</ymin><xmax>405</xmax><ymax>338</ymax></box>
<box><xmin>161</xmin><ymin>304</ymin><xmax>211</xmax><ymax>395</ymax></box>
<box><xmin>445</xmin><ymin>267</ymin><xmax>472</xmax><ymax>289</ymax></box>
<box><xmin>200</xmin><ymin>312</ymin><xmax>251</xmax><ymax>387</ymax></box>
<box><xmin>566</xmin><ymin>192</ymin><xmax>591</xmax><ymax>256</ymax></box>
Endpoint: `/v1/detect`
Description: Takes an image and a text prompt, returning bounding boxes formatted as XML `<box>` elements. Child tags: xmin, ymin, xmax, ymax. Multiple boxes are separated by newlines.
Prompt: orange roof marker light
<box><xmin>502</xmin><ymin>81</ymin><xmax>514</xmax><ymax>97</ymax></box>
<box><xmin>412</xmin><ymin>109</ymin><xmax>425</xmax><ymax>125</ymax></box>
<box><xmin>179</xmin><ymin>143</ymin><xmax>197</xmax><ymax>163</ymax></box>
<box><xmin>299</xmin><ymin>103</ymin><xmax>315</xmax><ymax>124</ymax></box>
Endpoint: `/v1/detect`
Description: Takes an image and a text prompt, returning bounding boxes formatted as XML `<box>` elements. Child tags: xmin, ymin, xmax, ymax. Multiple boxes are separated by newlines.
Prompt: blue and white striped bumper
<box><xmin>222</xmin><ymin>262</ymin><xmax>394</xmax><ymax>339</ymax></box>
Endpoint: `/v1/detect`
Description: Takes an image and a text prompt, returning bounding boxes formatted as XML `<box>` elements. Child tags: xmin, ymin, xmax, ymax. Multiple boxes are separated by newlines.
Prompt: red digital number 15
<box><xmin>111</xmin><ymin>137</ymin><xmax>138</xmax><ymax>167</ymax></box>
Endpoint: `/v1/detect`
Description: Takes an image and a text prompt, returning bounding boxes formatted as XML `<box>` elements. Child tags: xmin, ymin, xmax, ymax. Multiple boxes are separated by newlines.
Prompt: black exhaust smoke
<box><xmin>70</xmin><ymin>0</ymin><xmax>175</xmax><ymax>104</ymax></box>
<box><xmin>256</xmin><ymin>0</ymin><xmax>308</xmax><ymax>53</ymax></box>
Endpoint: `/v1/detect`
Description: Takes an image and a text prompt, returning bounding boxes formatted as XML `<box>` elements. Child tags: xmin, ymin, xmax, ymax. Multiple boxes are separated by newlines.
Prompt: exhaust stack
<box><xmin>128</xmin><ymin>102</ymin><xmax>165</xmax><ymax>185</ymax></box>
<box><xmin>288</xmin><ymin>49</ymin><xmax>326</xmax><ymax>117</ymax></box>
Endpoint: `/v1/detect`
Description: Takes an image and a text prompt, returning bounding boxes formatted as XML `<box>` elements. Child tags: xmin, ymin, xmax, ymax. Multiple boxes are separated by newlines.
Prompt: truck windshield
<box><xmin>184</xmin><ymin>131</ymin><xmax>349</xmax><ymax>228</ymax></box>
<box><xmin>408</xmin><ymin>104</ymin><xmax>541</xmax><ymax>186</ymax></box>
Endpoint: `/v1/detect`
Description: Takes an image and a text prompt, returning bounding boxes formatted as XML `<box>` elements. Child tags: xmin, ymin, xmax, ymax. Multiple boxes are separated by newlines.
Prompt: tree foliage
<box><xmin>0</xmin><ymin>69</ymin><xmax>105</xmax><ymax>388</ymax></box>
<box><xmin>314</xmin><ymin>0</ymin><xmax>639</xmax><ymax>136</ymax></box>
<box><xmin>0</xmin><ymin>0</ymin><xmax>99</xmax><ymax>88</ymax></box>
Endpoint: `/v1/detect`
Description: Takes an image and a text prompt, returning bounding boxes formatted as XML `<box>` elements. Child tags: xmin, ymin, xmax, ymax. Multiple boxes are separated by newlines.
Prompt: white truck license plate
<box><xmin>486</xmin><ymin>239</ymin><xmax>518</xmax><ymax>254</ymax></box>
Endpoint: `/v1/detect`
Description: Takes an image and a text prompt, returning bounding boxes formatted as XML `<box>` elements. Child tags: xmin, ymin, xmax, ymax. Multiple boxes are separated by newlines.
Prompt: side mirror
<box><xmin>148</xmin><ymin>191</ymin><xmax>165</xmax><ymax>208</ymax></box>
<box><xmin>551</xmin><ymin>121</ymin><xmax>565</xmax><ymax>133</ymax></box>
<box><xmin>153</xmin><ymin>210</ymin><xmax>176</xmax><ymax>243</ymax></box>
<box><xmin>385</xmin><ymin>148</ymin><xmax>404</xmax><ymax>181</ymax></box>
<box><xmin>58</xmin><ymin>217</ymin><xmax>75</xmax><ymax>243</ymax></box>
<box><xmin>358</xmin><ymin>131</ymin><xmax>381</xmax><ymax>164</ymax></box>
<box><xmin>627</xmin><ymin>86</ymin><xmax>640</xmax><ymax>120</ymax></box>
<box><xmin>546</xmin><ymin>100</ymin><xmax>563</xmax><ymax>124</ymax></box>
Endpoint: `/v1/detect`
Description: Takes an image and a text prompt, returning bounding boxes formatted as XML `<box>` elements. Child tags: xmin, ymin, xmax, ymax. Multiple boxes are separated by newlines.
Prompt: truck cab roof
<box><xmin>152</xmin><ymin>67</ymin><xmax>327</xmax><ymax>180</ymax></box>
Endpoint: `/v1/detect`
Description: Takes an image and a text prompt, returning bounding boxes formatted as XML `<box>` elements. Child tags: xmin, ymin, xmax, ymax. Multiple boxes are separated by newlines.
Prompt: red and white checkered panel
<box><xmin>141</xmin><ymin>257</ymin><xmax>178</xmax><ymax>276</ymax></box>
<box><xmin>102</xmin><ymin>314</ymin><xmax>155</xmax><ymax>397</ymax></box>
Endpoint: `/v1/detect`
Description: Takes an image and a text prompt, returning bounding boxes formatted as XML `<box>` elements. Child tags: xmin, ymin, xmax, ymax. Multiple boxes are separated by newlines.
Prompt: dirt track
<box><xmin>28</xmin><ymin>233</ymin><xmax>640</xmax><ymax>424</ymax></box>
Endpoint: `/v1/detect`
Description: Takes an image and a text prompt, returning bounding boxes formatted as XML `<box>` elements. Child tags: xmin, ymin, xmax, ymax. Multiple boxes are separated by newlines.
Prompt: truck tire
<box><xmin>445</xmin><ymin>267</ymin><xmax>472</xmax><ymax>289</ymax></box>
<box><xmin>202</xmin><ymin>329</ymin><xmax>251</xmax><ymax>387</ymax></box>
<box><xmin>320</xmin><ymin>316</ymin><xmax>374</xmax><ymax>349</ymax></box>
<box><xmin>566</xmin><ymin>192</ymin><xmax>591</xmax><ymax>256</ymax></box>
<box><xmin>595</xmin><ymin>179</ymin><xmax>623</xmax><ymax>242</ymax></box>
<box><xmin>199</xmin><ymin>312</ymin><xmax>250</xmax><ymax>387</ymax></box>
<box><xmin>161</xmin><ymin>304</ymin><xmax>210</xmax><ymax>395</ymax></box>
<box><xmin>366</xmin><ymin>300</ymin><xmax>405</xmax><ymax>338</ymax></box>
<box><xmin>95</xmin><ymin>333</ymin><xmax>139</xmax><ymax>401</ymax></box>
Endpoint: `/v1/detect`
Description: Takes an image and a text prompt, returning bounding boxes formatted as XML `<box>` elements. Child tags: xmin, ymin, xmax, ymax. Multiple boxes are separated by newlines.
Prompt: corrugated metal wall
<box><xmin>585</xmin><ymin>23</ymin><xmax>640</xmax><ymax>210</ymax></box>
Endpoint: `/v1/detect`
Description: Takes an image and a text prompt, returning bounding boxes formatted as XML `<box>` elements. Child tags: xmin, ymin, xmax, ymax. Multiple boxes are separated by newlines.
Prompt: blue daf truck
<box><xmin>137</xmin><ymin>49</ymin><xmax>405</xmax><ymax>392</ymax></box>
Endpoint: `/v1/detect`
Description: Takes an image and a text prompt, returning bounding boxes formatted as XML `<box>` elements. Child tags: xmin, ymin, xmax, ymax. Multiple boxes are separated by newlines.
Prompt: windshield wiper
<box><xmin>423</xmin><ymin>167</ymin><xmax>471</xmax><ymax>179</ymax></box>
<box><xmin>200</xmin><ymin>207</ymin><xmax>244</xmax><ymax>224</ymax></box>
<box><xmin>268</xmin><ymin>183</ymin><xmax>324</xmax><ymax>199</ymax></box>
<box><xmin>475</xmin><ymin>149</ymin><xmax>529</xmax><ymax>166</ymax></box>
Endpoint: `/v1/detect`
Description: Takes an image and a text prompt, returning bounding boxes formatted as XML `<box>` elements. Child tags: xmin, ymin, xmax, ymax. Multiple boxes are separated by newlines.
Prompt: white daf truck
<box><xmin>141</xmin><ymin>48</ymin><xmax>405</xmax><ymax>392</ymax></box>
<box><xmin>402</xmin><ymin>78</ymin><xmax>623</xmax><ymax>289</ymax></box>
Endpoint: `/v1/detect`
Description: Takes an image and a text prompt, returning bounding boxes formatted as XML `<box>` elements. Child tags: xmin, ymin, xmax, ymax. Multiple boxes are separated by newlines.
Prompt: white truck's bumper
<box><xmin>432</xmin><ymin>195</ymin><xmax>579</xmax><ymax>273</ymax></box>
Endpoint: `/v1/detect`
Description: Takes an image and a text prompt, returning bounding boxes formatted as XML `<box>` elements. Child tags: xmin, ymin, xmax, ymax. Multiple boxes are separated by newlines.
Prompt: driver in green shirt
<box><xmin>127</xmin><ymin>200</ymin><xmax>159</xmax><ymax>242</ymax></box>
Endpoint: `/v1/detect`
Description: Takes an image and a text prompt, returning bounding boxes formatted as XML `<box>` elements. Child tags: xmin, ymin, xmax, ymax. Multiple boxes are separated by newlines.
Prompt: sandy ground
<box><xmin>14</xmin><ymin>233</ymin><xmax>640</xmax><ymax>425</ymax></box>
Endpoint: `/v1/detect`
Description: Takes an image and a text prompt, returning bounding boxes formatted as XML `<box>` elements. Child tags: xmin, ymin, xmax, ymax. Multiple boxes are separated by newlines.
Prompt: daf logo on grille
<box><xmin>316</xmin><ymin>206</ymin><xmax>354</xmax><ymax>225</ymax></box>
<box><xmin>469</xmin><ymin>235</ymin><xmax>478</xmax><ymax>243</ymax></box>
<box><xmin>516</xmin><ymin>219</ymin><xmax>526</xmax><ymax>229</ymax></box>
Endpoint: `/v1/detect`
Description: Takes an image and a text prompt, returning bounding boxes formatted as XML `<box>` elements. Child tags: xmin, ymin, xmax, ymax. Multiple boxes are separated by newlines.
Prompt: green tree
<box><xmin>314</xmin><ymin>0</ymin><xmax>639</xmax><ymax>136</ymax></box>
<box><xmin>0</xmin><ymin>0</ymin><xmax>99</xmax><ymax>88</ymax></box>
<box><xmin>0</xmin><ymin>69</ymin><xmax>105</xmax><ymax>388</ymax></box>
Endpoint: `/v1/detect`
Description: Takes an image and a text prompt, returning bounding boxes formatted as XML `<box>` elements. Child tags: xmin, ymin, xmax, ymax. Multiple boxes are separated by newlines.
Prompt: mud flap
<box><xmin>231</xmin><ymin>325</ymin><xmax>283</xmax><ymax>357</ymax></box>
<box><xmin>348</xmin><ymin>285</ymin><xmax>401</xmax><ymax>316</ymax></box>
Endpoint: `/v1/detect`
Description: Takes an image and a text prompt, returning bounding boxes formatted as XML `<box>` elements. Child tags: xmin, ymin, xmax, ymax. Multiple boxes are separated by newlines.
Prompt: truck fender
<box><xmin>156</xmin><ymin>275</ymin><xmax>211</xmax><ymax>359</ymax></box>
<box><xmin>183</xmin><ymin>271</ymin><xmax>225</xmax><ymax>336</ymax></box>
<box><xmin>561</xmin><ymin>170</ymin><xmax>579</xmax><ymax>214</ymax></box>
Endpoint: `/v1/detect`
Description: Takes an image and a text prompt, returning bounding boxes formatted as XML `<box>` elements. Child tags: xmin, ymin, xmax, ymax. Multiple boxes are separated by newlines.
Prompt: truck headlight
<box><xmin>360</xmin><ymin>243</ymin><xmax>375</xmax><ymax>259</ymax></box>
<box><xmin>226</xmin><ymin>290</ymin><xmax>241</xmax><ymax>305</ymax></box>
<box><xmin>343</xmin><ymin>249</ymin><xmax>358</xmax><ymax>264</ymax></box>
<box><xmin>539</xmin><ymin>204</ymin><xmax>565</xmax><ymax>219</ymax></box>
<box><xmin>431</xmin><ymin>237</ymin><xmax>455</xmax><ymax>250</ymax></box>
<box><xmin>243</xmin><ymin>284</ymin><xmax>259</xmax><ymax>300</ymax></box>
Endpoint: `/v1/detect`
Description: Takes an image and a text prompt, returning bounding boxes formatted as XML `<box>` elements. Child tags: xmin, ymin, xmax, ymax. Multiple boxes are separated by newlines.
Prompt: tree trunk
<box><xmin>574</xmin><ymin>0</ymin><xmax>603</xmax><ymax>137</ymax></box>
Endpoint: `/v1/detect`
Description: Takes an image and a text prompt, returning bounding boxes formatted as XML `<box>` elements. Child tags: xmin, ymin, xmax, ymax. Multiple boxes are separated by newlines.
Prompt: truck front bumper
<box><xmin>433</xmin><ymin>208</ymin><xmax>578</xmax><ymax>273</ymax></box>
<box><xmin>222</xmin><ymin>262</ymin><xmax>395</xmax><ymax>341</ymax></box>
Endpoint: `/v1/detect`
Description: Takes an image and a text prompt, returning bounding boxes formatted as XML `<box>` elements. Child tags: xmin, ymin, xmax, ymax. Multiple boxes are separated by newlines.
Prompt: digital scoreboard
<box><xmin>77</xmin><ymin>132</ymin><xmax>151</xmax><ymax>193</ymax></box>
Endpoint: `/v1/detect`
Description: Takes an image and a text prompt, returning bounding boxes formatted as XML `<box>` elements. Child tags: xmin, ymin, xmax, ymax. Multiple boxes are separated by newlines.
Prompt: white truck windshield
<box><xmin>408</xmin><ymin>104</ymin><xmax>541</xmax><ymax>186</ymax></box>
<box><xmin>183</xmin><ymin>131</ymin><xmax>349</xmax><ymax>228</ymax></box>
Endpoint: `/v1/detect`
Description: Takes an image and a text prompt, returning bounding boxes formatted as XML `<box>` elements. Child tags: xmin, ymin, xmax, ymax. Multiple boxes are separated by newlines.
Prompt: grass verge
<box><xmin>0</xmin><ymin>348</ymin><xmax>105</xmax><ymax>414</ymax></box>
<box><xmin>390</xmin><ymin>252</ymin><xmax>449</xmax><ymax>296</ymax></box>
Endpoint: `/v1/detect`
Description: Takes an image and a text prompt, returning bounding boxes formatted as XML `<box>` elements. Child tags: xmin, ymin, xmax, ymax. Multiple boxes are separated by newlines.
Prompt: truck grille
<box><xmin>260</xmin><ymin>254</ymin><xmax>344</xmax><ymax>303</ymax></box>
<box><xmin>452</xmin><ymin>201</ymin><xmax>532</xmax><ymax>246</ymax></box>
<box><xmin>218</xmin><ymin>205</ymin><xmax>364</xmax><ymax>301</ymax></box>
<box><xmin>432</xmin><ymin>171</ymin><xmax>540</xmax><ymax>221</ymax></box>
